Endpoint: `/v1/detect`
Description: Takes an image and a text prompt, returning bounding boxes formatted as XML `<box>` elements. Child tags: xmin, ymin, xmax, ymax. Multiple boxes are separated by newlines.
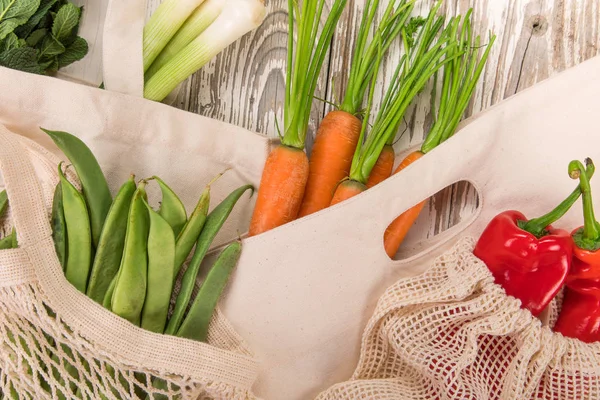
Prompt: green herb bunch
<box><xmin>0</xmin><ymin>0</ymin><xmax>89</xmax><ymax>75</ymax></box>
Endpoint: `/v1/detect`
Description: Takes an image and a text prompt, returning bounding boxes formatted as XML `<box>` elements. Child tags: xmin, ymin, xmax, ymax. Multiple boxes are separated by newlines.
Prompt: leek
<box><xmin>144</xmin><ymin>0</ymin><xmax>266</xmax><ymax>102</ymax></box>
<box><xmin>145</xmin><ymin>0</ymin><xmax>224</xmax><ymax>80</ymax></box>
<box><xmin>143</xmin><ymin>0</ymin><xmax>207</xmax><ymax>72</ymax></box>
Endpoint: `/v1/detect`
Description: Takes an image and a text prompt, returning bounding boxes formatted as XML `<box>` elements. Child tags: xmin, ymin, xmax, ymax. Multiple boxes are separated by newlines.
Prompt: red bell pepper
<box><xmin>473</xmin><ymin>161</ymin><xmax>594</xmax><ymax>317</ymax></box>
<box><xmin>554</xmin><ymin>159</ymin><xmax>600</xmax><ymax>343</ymax></box>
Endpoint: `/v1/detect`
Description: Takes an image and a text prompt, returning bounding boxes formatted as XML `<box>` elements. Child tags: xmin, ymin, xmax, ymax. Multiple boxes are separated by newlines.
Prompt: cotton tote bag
<box><xmin>220</xmin><ymin>54</ymin><xmax>600</xmax><ymax>400</ymax></box>
<box><xmin>0</xmin><ymin>7</ymin><xmax>275</xmax><ymax>395</ymax></box>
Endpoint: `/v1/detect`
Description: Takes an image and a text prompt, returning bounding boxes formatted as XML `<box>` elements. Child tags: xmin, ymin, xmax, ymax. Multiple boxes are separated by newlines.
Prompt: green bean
<box><xmin>111</xmin><ymin>181</ymin><xmax>149</xmax><ymax>326</ymax></box>
<box><xmin>177</xmin><ymin>241</ymin><xmax>241</xmax><ymax>342</ymax></box>
<box><xmin>59</xmin><ymin>163</ymin><xmax>92</xmax><ymax>293</ymax></box>
<box><xmin>150</xmin><ymin>176</ymin><xmax>187</xmax><ymax>237</ymax></box>
<box><xmin>141</xmin><ymin>199</ymin><xmax>175</xmax><ymax>334</ymax></box>
<box><xmin>102</xmin><ymin>273</ymin><xmax>118</xmax><ymax>310</ymax></box>
<box><xmin>0</xmin><ymin>228</ymin><xmax>16</xmax><ymax>249</ymax></box>
<box><xmin>51</xmin><ymin>182</ymin><xmax>67</xmax><ymax>269</ymax></box>
<box><xmin>86</xmin><ymin>176</ymin><xmax>137</xmax><ymax>304</ymax></box>
<box><xmin>43</xmin><ymin>129</ymin><xmax>112</xmax><ymax>248</ymax></box>
<box><xmin>0</xmin><ymin>189</ymin><xmax>7</xmax><ymax>217</ymax></box>
<box><xmin>164</xmin><ymin>184</ymin><xmax>253</xmax><ymax>335</ymax></box>
<box><xmin>173</xmin><ymin>187</ymin><xmax>209</xmax><ymax>277</ymax></box>
<box><xmin>173</xmin><ymin>172</ymin><xmax>227</xmax><ymax>277</ymax></box>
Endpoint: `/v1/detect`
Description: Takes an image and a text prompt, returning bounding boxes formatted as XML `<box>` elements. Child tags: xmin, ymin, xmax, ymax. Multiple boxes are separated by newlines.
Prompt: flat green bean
<box><xmin>111</xmin><ymin>182</ymin><xmax>149</xmax><ymax>326</ymax></box>
<box><xmin>173</xmin><ymin>186</ymin><xmax>209</xmax><ymax>277</ymax></box>
<box><xmin>51</xmin><ymin>182</ymin><xmax>67</xmax><ymax>269</ymax></box>
<box><xmin>86</xmin><ymin>176</ymin><xmax>137</xmax><ymax>304</ymax></box>
<box><xmin>0</xmin><ymin>189</ymin><xmax>7</xmax><ymax>217</ymax></box>
<box><xmin>151</xmin><ymin>176</ymin><xmax>187</xmax><ymax>237</ymax></box>
<box><xmin>141</xmin><ymin>200</ymin><xmax>175</xmax><ymax>334</ymax></box>
<box><xmin>43</xmin><ymin>129</ymin><xmax>112</xmax><ymax>248</ymax></box>
<box><xmin>102</xmin><ymin>273</ymin><xmax>118</xmax><ymax>310</ymax></box>
<box><xmin>0</xmin><ymin>228</ymin><xmax>17</xmax><ymax>250</ymax></box>
<box><xmin>177</xmin><ymin>241</ymin><xmax>241</xmax><ymax>342</ymax></box>
<box><xmin>165</xmin><ymin>184</ymin><xmax>253</xmax><ymax>335</ymax></box>
<box><xmin>59</xmin><ymin>163</ymin><xmax>92</xmax><ymax>293</ymax></box>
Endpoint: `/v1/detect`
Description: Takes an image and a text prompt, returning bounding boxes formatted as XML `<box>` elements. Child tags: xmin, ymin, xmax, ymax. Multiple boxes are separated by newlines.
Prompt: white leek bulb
<box><xmin>144</xmin><ymin>0</ymin><xmax>266</xmax><ymax>102</ymax></box>
<box><xmin>145</xmin><ymin>0</ymin><xmax>225</xmax><ymax>80</ymax></box>
<box><xmin>143</xmin><ymin>0</ymin><xmax>207</xmax><ymax>72</ymax></box>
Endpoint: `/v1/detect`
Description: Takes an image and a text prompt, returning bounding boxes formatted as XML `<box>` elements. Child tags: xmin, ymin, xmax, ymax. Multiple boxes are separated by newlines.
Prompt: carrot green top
<box><xmin>419</xmin><ymin>10</ymin><xmax>496</xmax><ymax>153</ymax></box>
<box><xmin>349</xmin><ymin>0</ymin><xmax>458</xmax><ymax>184</ymax></box>
<box><xmin>339</xmin><ymin>0</ymin><xmax>417</xmax><ymax>115</ymax></box>
<box><xmin>281</xmin><ymin>0</ymin><xmax>348</xmax><ymax>150</ymax></box>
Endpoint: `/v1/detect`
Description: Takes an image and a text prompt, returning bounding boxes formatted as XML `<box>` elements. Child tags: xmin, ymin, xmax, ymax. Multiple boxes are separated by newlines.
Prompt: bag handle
<box><xmin>102</xmin><ymin>0</ymin><xmax>146</xmax><ymax>97</ymax></box>
<box><xmin>0</xmin><ymin>125</ymin><xmax>52</xmax><ymax>247</ymax></box>
<box><xmin>336</xmin><ymin>112</ymin><xmax>496</xmax><ymax>240</ymax></box>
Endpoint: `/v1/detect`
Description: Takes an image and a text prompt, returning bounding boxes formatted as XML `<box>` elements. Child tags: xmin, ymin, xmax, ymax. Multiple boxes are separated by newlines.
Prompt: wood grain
<box><xmin>68</xmin><ymin>0</ymin><xmax>600</xmax><ymax>254</ymax></box>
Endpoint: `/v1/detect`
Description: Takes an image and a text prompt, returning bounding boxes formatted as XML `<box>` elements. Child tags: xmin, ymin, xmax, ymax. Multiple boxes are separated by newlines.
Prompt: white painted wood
<box><xmin>62</xmin><ymin>0</ymin><xmax>600</xmax><ymax>252</ymax></box>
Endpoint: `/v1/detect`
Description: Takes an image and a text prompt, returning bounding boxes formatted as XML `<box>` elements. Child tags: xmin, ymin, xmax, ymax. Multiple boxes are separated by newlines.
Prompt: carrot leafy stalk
<box><xmin>383</xmin><ymin>10</ymin><xmax>497</xmax><ymax>258</ymax></box>
<box><xmin>248</xmin><ymin>0</ymin><xmax>348</xmax><ymax>236</ymax></box>
<box><xmin>297</xmin><ymin>0</ymin><xmax>417</xmax><ymax>217</ymax></box>
<box><xmin>331</xmin><ymin>0</ymin><xmax>458</xmax><ymax>204</ymax></box>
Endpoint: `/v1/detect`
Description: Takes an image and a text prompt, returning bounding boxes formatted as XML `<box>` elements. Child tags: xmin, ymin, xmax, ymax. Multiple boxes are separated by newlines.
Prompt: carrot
<box><xmin>383</xmin><ymin>150</ymin><xmax>424</xmax><ymax>257</ymax></box>
<box><xmin>297</xmin><ymin>0</ymin><xmax>416</xmax><ymax>218</ymax></box>
<box><xmin>298</xmin><ymin>111</ymin><xmax>362</xmax><ymax>217</ymax></box>
<box><xmin>382</xmin><ymin>12</ymin><xmax>497</xmax><ymax>257</ymax></box>
<box><xmin>329</xmin><ymin>2</ymin><xmax>455</xmax><ymax>206</ymax></box>
<box><xmin>248</xmin><ymin>0</ymin><xmax>347</xmax><ymax>236</ymax></box>
<box><xmin>330</xmin><ymin>180</ymin><xmax>367</xmax><ymax>206</ymax></box>
<box><xmin>366</xmin><ymin>144</ymin><xmax>395</xmax><ymax>188</ymax></box>
<box><xmin>249</xmin><ymin>146</ymin><xmax>309</xmax><ymax>235</ymax></box>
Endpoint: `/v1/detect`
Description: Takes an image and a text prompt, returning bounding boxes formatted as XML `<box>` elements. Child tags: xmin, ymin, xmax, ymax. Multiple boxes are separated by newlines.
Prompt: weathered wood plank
<box><xmin>397</xmin><ymin>0</ymin><xmax>600</xmax><ymax>254</ymax></box>
<box><xmin>64</xmin><ymin>0</ymin><xmax>600</xmax><ymax>257</ymax></box>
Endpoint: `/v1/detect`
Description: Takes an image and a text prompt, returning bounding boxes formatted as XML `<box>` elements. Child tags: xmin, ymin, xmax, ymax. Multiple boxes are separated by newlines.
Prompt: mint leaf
<box><xmin>38</xmin><ymin>33</ymin><xmax>64</xmax><ymax>58</ymax></box>
<box><xmin>0</xmin><ymin>32</ymin><xmax>20</xmax><ymax>52</ymax></box>
<box><xmin>0</xmin><ymin>47</ymin><xmax>42</xmax><ymax>74</ymax></box>
<box><xmin>59</xmin><ymin>6</ymin><xmax>82</xmax><ymax>46</ymax></box>
<box><xmin>0</xmin><ymin>0</ymin><xmax>41</xmax><ymax>41</ymax></box>
<box><xmin>25</xmin><ymin>28</ymin><xmax>45</xmax><ymax>46</ymax></box>
<box><xmin>57</xmin><ymin>34</ymin><xmax>85</xmax><ymax>67</ymax></box>
<box><xmin>38</xmin><ymin>54</ymin><xmax>56</xmax><ymax>71</ymax></box>
<box><xmin>14</xmin><ymin>0</ymin><xmax>57</xmax><ymax>38</ymax></box>
<box><xmin>51</xmin><ymin>2</ymin><xmax>78</xmax><ymax>41</ymax></box>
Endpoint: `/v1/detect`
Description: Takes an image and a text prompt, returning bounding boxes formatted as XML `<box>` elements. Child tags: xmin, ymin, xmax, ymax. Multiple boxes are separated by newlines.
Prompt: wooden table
<box><xmin>77</xmin><ymin>0</ymin><xmax>600</xmax><ymax>254</ymax></box>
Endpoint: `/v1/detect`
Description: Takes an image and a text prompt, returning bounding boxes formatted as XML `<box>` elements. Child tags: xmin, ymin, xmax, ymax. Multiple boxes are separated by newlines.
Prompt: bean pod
<box><xmin>86</xmin><ymin>176</ymin><xmax>137</xmax><ymax>304</ymax></box>
<box><xmin>51</xmin><ymin>182</ymin><xmax>67</xmax><ymax>269</ymax></box>
<box><xmin>111</xmin><ymin>181</ymin><xmax>149</xmax><ymax>326</ymax></box>
<box><xmin>59</xmin><ymin>163</ymin><xmax>92</xmax><ymax>293</ymax></box>
<box><xmin>151</xmin><ymin>176</ymin><xmax>187</xmax><ymax>237</ymax></box>
<box><xmin>141</xmin><ymin>199</ymin><xmax>175</xmax><ymax>334</ymax></box>
<box><xmin>44</xmin><ymin>129</ymin><xmax>112</xmax><ymax>248</ymax></box>
<box><xmin>165</xmin><ymin>184</ymin><xmax>253</xmax><ymax>335</ymax></box>
<box><xmin>177</xmin><ymin>241</ymin><xmax>242</xmax><ymax>341</ymax></box>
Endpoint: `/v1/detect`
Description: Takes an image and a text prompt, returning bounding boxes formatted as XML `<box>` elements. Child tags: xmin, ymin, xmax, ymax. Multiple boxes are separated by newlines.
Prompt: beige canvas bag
<box><xmin>220</xmin><ymin>54</ymin><xmax>600</xmax><ymax>399</ymax></box>
<box><xmin>0</xmin><ymin>0</ymin><xmax>275</xmax><ymax>395</ymax></box>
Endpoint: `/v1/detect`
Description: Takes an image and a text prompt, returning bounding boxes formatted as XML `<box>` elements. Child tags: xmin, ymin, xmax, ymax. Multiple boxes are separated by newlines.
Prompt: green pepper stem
<box><xmin>520</xmin><ymin>160</ymin><xmax>595</xmax><ymax>236</ymax></box>
<box><xmin>570</xmin><ymin>158</ymin><xmax>600</xmax><ymax>241</ymax></box>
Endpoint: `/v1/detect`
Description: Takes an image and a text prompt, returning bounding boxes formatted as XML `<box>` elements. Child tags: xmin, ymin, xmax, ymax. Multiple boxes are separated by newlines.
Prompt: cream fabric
<box><xmin>316</xmin><ymin>237</ymin><xmax>599</xmax><ymax>400</ymax></box>
<box><xmin>0</xmin><ymin>62</ymin><xmax>273</xmax><ymax>397</ymax></box>
<box><xmin>221</xmin><ymin>54</ymin><xmax>600</xmax><ymax>399</ymax></box>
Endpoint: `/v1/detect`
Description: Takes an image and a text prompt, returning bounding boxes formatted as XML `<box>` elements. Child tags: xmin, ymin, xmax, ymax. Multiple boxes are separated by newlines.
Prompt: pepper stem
<box><xmin>520</xmin><ymin>160</ymin><xmax>595</xmax><ymax>237</ymax></box>
<box><xmin>570</xmin><ymin>158</ymin><xmax>600</xmax><ymax>241</ymax></box>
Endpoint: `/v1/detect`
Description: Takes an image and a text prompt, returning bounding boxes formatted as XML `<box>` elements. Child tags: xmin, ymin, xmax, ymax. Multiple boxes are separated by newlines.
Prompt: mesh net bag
<box><xmin>316</xmin><ymin>237</ymin><xmax>600</xmax><ymax>400</ymax></box>
<box><xmin>0</xmin><ymin>125</ymin><xmax>260</xmax><ymax>399</ymax></box>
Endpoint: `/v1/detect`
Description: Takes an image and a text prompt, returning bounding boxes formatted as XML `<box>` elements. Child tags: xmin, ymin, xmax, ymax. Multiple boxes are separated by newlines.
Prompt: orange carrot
<box><xmin>383</xmin><ymin>150</ymin><xmax>424</xmax><ymax>258</ymax></box>
<box><xmin>295</xmin><ymin>0</ymin><xmax>415</xmax><ymax>218</ymax></box>
<box><xmin>248</xmin><ymin>0</ymin><xmax>347</xmax><ymax>236</ymax></box>
<box><xmin>330</xmin><ymin>180</ymin><xmax>367</xmax><ymax>206</ymax></box>
<box><xmin>249</xmin><ymin>145</ymin><xmax>309</xmax><ymax>236</ymax></box>
<box><xmin>298</xmin><ymin>111</ymin><xmax>362</xmax><ymax>217</ymax></box>
<box><xmin>366</xmin><ymin>144</ymin><xmax>395</xmax><ymax>188</ymax></box>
